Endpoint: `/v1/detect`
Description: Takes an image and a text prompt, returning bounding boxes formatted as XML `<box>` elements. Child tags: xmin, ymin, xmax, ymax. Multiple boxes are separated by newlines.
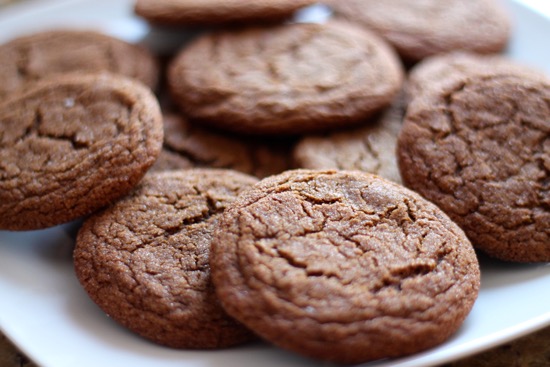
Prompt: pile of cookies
<box><xmin>0</xmin><ymin>0</ymin><xmax>548</xmax><ymax>364</ymax></box>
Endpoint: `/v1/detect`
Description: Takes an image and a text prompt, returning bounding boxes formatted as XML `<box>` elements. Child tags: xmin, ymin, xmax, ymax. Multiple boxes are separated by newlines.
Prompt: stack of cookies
<box><xmin>1</xmin><ymin>0</ymin><xmax>548</xmax><ymax>365</ymax></box>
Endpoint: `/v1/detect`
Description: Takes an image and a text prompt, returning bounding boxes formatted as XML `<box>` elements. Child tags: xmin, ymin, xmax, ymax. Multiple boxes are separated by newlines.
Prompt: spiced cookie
<box><xmin>135</xmin><ymin>0</ymin><xmax>316</xmax><ymax>27</ymax></box>
<box><xmin>406</xmin><ymin>52</ymin><xmax>546</xmax><ymax>102</ymax></box>
<box><xmin>210</xmin><ymin>169</ymin><xmax>480</xmax><ymax>364</ymax></box>
<box><xmin>398</xmin><ymin>72</ymin><xmax>550</xmax><ymax>262</ymax></box>
<box><xmin>74</xmin><ymin>169</ymin><xmax>258</xmax><ymax>349</ymax></box>
<box><xmin>0</xmin><ymin>29</ymin><xmax>159</xmax><ymax>98</ymax></box>
<box><xmin>168</xmin><ymin>21</ymin><xmax>403</xmax><ymax>135</ymax></box>
<box><xmin>0</xmin><ymin>73</ymin><xmax>162</xmax><ymax>230</ymax></box>
<box><xmin>292</xmin><ymin>92</ymin><xmax>405</xmax><ymax>183</ymax></box>
<box><xmin>327</xmin><ymin>0</ymin><xmax>511</xmax><ymax>62</ymax></box>
<box><xmin>150</xmin><ymin>114</ymin><xmax>295</xmax><ymax>178</ymax></box>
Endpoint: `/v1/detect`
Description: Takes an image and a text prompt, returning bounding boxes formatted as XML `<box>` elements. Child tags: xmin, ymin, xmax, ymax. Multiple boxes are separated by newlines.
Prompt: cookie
<box><xmin>0</xmin><ymin>73</ymin><xmax>163</xmax><ymax>230</ymax></box>
<box><xmin>0</xmin><ymin>29</ymin><xmax>159</xmax><ymax>98</ymax></box>
<box><xmin>74</xmin><ymin>169</ymin><xmax>258</xmax><ymax>349</ymax></box>
<box><xmin>150</xmin><ymin>114</ymin><xmax>295</xmax><ymax>177</ymax></box>
<box><xmin>292</xmin><ymin>92</ymin><xmax>405</xmax><ymax>183</ymax></box>
<box><xmin>168</xmin><ymin>21</ymin><xmax>404</xmax><ymax>135</ymax></box>
<box><xmin>210</xmin><ymin>169</ymin><xmax>480</xmax><ymax>364</ymax></box>
<box><xmin>398</xmin><ymin>71</ymin><xmax>550</xmax><ymax>262</ymax></box>
<box><xmin>135</xmin><ymin>0</ymin><xmax>316</xmax><ymax>27</ymax></box>
<box><xmin>406</xmin><ymin>52</ymin><xmax>546</xmax><ymax>102</ymax></box>
<box><xmin>327</xmin><ymin>0</ymin><xmax>511</xmax><ymax>62</ymax></box>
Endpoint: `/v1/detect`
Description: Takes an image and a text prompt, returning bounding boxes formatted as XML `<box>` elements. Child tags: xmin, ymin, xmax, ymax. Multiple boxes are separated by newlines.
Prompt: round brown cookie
<box><xmin>406</xmin><ymin>52</ymin><xmax>546</xmax><ymax>102</ymax></box>
<box><xmin>0</xmin><ymin>73</ymin><xmax>163</xmax><ymax>230</ymax></box>
<box><xmin>150</xmin><ymin>114</ymin><xmax>295</xmax><ymax>178</ymax></box>
<box><xmin>135</xmin><ymin>0</ymin><xmax>316</xmax><ymax>27</ymax></box>
<box><xmin>398</xmin><ymin>72</ymin><xmax>550</xmax><ymax>262</ymax></box>
<box><xmin>74</xmin><ymin>169</ymin><xmax>258</xmax><ymax>349</ymax></box>
<box><xmin>0</xmin><ymin>29</ymin><xmax>159</xmax><ymax>98</ymax></box>
<box><xmin>168</xmin><ymin>21</ymin><xmax>404</xmax><ymax>135</ymax></box>
<box><xmin>292</xmin><ymin>92</ymin><xmax>405</xmax><ymax>183</ymax></box>
<box><xmin>210</xmin><ymin>169</ymin><xmax>480</xmax><ymax>364</ymax></box>
<box><xmin>327</xmin><ymin>0</ymin><xmax>511</xmax><ymax>62</ymax></box>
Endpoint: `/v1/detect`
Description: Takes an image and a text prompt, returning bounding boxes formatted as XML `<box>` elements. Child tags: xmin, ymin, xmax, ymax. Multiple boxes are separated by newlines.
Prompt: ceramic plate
<box><xmin>0</xmin><ymin>1</ymin><xmax>549</xmax><ymax>366</ymax></box>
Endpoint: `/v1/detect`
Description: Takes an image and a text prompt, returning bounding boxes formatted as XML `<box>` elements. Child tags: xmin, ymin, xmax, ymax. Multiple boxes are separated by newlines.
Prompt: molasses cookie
<box><xmin>398</xmin><ymin>72</ymin><xmax>550</xmax><ymax>262</ymax></box>
<box><xmin>406</xmin><ymin>52</ymin><xmax>546</xmax><ymax>102</ymax></box>
<box><xmin>292</xmin><ymin>93</ymin><xmax>405</xmax><ymax>183</ymax></box>
<box><xmin>210</xmin><ymin>169</ymin><xmax>480</xmax><ymax>364</ymax></box>
<box><xmin>327</xmin><ymin>0</ymin><xmax>511</xmax><ymax>62</ymax></box>
<box><xmin>74</xmin><ymin>169</ymin><xmax>258</xmax><ymax>349</ymax></box>
<box><xmin>0</xmin><ymin>29</ymin><xmax>159</xmax><ymax>98</ymax></box>
<box><xmin>151</xmin><ymin>114</ymin><xmax>295</xmax><ymax>178</ymax></box>
<box><xmin>168</xmin><ymin>21</ymin><xmax>403</xmax><ymax>135</ymax></box>
<box><xmin>135</xmin><ymin>0</ymin><xmax>316</xmax><ymax>27</ymax></box>
<box><xmin>0</xmin><ymin>73</ymin><xmax>162</xmax><ymax>230</ymax></box>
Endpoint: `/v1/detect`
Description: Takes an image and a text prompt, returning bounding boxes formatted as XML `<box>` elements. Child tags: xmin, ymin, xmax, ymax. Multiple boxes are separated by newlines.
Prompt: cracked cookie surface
<box><xmin>0</xmin><ymin>30</ymin><xmax>159</xmax><ymax>98</ymax></box>
<box><xmin>168</xmin><ymin>21</ymin><xmax>403</xmax><ymax>135</ymax></box>
<box><xmin>210</xmin><ymin>169</ymin><xmax>480</xmax><ymax>364</ymax></box>
<box><xmin>0</xmin><ymin>73</ymin><xmax>162</xmax><ymax>230</ymax></box>
<box><xmin>398</xmin><ymin>73</ymin><xmax>550</xmax><ymax>262</ymax></box>
<box><xmin>74</xmin><ymin>169</ymin><xmax>258</xmax><ymax>349</ymax></box>
<box><xmin>327</xmin><ymin>0</ymin><xmax>510</xmax><ymax>62</ymax></box>
<box><xmin>292</xmin><ymin>92</ymin><xmax>405</xmax><ymax>183</ymax></box>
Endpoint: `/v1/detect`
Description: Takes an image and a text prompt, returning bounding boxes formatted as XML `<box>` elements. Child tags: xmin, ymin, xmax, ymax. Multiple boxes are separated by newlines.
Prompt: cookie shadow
<box><xmin>138</xmin><ymin>25</ymin><xmax>205</xmax><ymax>57</ymax></box>
<box><xmin>476</xmin><ymin>251</ymin><xmax>550</xmax><ymax>290</ymax></box>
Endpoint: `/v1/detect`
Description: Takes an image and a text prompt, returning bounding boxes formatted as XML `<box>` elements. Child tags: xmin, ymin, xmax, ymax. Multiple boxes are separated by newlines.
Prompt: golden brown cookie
<box><xmin>0</xmin><ymin>29</ymin><xmax>159</xmax><ymax>98</ymax></box>
<box><xmin>0</xmin><ymin>73</ymin><xmax>162</xmax><ymax>230</ymax></box>
<box><xmin>150</xmin><ymin>114</ymin><xmax>295</xmax><ymax>178</ymax></box>
<box><xmin>168</xmin><ymin>21</ymin><xmax>403</xmax><ymax>135</ymax></box>
<box><xmin>327</xmin><ymin>0</ymin><xmax>511</xmax><ymax>62</ymax></box>
<box><xmin>134</xmin><ymin>0</ymin><xmax>316</xmax><ymax>27</ymax></box>
<box><xmin>292</xmin><ymin>93</ymin><xmax>405</xmax><ymax>183</ymax></box>
<box><xmin>398</xmin><ymin>71</ymin><xmax>550</xmax><ymax>262</ymax></box>
<box><xmin>210</xmin><ymin>169</ymin><xmax>480</xmax><ymax>364</ymax></box>
<box><xmin>74</xmin><ymin>169</ymin><xmax>258</xmax><ymax>349</ymax></box>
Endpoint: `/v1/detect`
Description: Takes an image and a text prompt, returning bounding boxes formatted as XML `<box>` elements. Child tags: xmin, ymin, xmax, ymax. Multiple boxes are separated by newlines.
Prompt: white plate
<box><xmin>0</xmin><ymin>1</ymin><xmax>549</xmax><ymax>366</ymax></box>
